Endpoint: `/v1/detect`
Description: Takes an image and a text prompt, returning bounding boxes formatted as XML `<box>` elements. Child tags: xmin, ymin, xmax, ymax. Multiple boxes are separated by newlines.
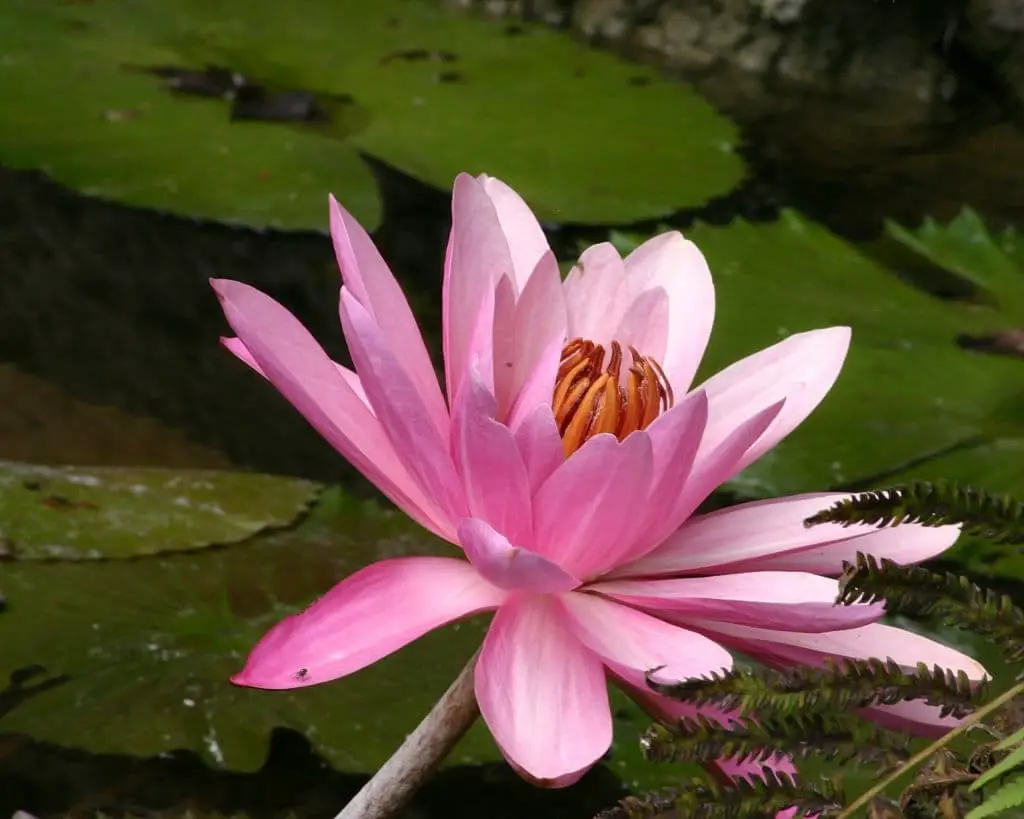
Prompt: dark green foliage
<box><xmin>804</xmin><ymin>482</ymin><xmax>1024</xmax><ymax>545</ymax></box>
<box><xmin>593</xmin><ymin>768</ymin><xmax>845</xmax><ymax>819</ymax></box>
<box><xmin>838</xmin><ymin>553</ymin><xmax>1024</xmax><ymax>664</ymax></box>
<box><xmin>648</xmin><ymin>657</ymin><xmax>981</xmax><ymax>719</ymax></box>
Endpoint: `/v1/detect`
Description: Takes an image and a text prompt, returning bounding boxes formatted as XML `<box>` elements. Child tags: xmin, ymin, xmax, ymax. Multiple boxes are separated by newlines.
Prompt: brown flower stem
<box><xmin>334</xmin><ymin>650</ymin><xmax>481</xmax><ymax>819</ymax></box>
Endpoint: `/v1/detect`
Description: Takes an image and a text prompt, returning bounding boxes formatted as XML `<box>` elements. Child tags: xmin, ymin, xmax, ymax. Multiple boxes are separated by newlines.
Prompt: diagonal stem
<box><xmin>335</xmin><ymin>649</ymin><xmax>481</xmax><ymax>819</ymax></box>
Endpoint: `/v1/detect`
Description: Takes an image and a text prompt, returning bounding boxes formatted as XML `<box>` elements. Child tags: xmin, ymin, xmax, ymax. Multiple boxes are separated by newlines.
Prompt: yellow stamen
<box><xmin>551</xmin><ymin>337</ymin><xmax>673</xmax><ymax>457</ymax></box>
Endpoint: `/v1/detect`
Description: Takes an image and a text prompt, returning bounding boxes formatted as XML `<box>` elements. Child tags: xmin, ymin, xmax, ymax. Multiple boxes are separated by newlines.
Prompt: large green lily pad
<box><xmin>614</xmin><ymin>210</ymin><xmax>1024</xmax><ymax>577</ymax></box>
<box><xmin>0</xmin><ymin>0</ymin><xmax>742</xmax><ymax>231</ymax></box>
<box><xmin>0</xmin><ymin>461</ymin><xmax>322</xmax><ymax>560</ymax></box>
<box><xmin>0</xmin><ymin>488</ymin><xmax>501</xmax><ymax>771</ymax></box>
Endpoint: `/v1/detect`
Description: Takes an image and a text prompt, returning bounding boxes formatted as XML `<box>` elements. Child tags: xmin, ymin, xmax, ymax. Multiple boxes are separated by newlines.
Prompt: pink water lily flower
<box><xmin>213</xmin><ymin>173</ymin><xmax>986</xmax><ymax>788</ymax></box>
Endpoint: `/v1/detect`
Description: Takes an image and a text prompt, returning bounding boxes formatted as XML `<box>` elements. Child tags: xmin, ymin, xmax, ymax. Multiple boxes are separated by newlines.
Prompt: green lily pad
<box><xmin>0</xmin><ymin>461</ymin><xmax>322</xmax><ymax>560</ymax></box>
<box><xmin>613</xmin><ymin>211</ymin><xmax>1024</xmax><ymax>578</ymax></box>
<box><xmin>0</xmin><ymin>488</ymin><xmax>501</xmax><ymax>771</ymax></box>
<box><xmin>885</xmin><ymin>209</ymin><xmax>1024</xmax><ymax>319</ymax></box>
<box><xmin>0</xmin><ymin>0</ymin><xmax>741</xmax><ymax>230</ymax></box>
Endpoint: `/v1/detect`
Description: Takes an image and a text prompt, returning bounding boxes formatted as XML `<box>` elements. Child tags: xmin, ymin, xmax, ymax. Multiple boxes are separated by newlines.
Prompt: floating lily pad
<box><xmin>613</xmin><ymin>211</ymin><xmax>1024</xmax><ymax>578</ymax></box>
<box><xmin>0</xmin><ymin>488</ymin><xmax>502</xmax><ymax>771</ymax></box>
<box><xmin>0</xmin><ymin>0</ymin><xmax>741</xmax><ymax>231</ymax></box>
<box><xmin>0</xmin><ymin>461</ymin><xmax>322</xmax><ymax>560</ymax></box>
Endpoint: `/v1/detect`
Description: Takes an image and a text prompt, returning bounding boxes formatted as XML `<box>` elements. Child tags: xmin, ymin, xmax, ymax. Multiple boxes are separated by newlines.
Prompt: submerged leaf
<box><xmin>0</xmin><ymin>461</ymin><xmax>322</xmax><ymax>559</ymax></box>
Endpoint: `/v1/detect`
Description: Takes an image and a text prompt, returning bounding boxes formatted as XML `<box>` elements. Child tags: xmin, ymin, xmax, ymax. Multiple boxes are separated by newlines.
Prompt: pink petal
<box><xmin>626</xmin><ymin>492</ymin><xmax>960</xmax><ymax>577</ymax></box>
<box><xmin>212</xmin><ymin>280</ymin><xmax>449</xmax><ymax>538</ymax></box>
<box><xmin>683</xmin><ymin>619</ymin><xmax>989</xmax><ymax>735</ymax></box>
<box><xmin>562</xmin><ymin>243</ymin><xmax>628</xmax><ymax>342</ymax></box>
<box><xmin>625</xmin><ymin>390</ymin><xmax>709</xmax><ymax>559</ymax></box>
<box><xmin>231</xmin><ymin>557</ymin><xmax>506</xmax><ymax>689</ymax></box>
<box><xmin>511</xmin><ymin>402</ymin><xmax>565</xmax><ymax>496</ymax></box>
<box><xmin>612</xmin><ymin>287</ymin><xmax>669</xmax><ymax>372</ymax></box>
<box><xmin>340</xmin><ymin>288</ymin><xmax>467</xmax><ymax>525</ymax></box>
<box><xmin>451</xmin><ymin>366</ymin><xmax>533</xmax><ymax>547</ymax></box>
<box><xmin>444</xmin><ymin>174</ymin><xmax>513</xmax><ymax>406</ymax></box>
<box><xmin>561</xmin><ymin>591</ymin><xmax>732</xmax><ymax>682</ymax></box>
<box><xmin>504</xmin><ymin>257</ymin><xmax>567</xmax><ymax>423</ymax></box>
<box><xmin>479</xmin><ymin>174</ymin><xmax>551</xmax><ymax>293</ymax></box>
<box><xmin>706</xmin><ymin>753</ymin><xmax>799</xmax><ymax>786</ymax></box>
<box><xmin>329</xmin><ymin>196</ymin><xmax>448</xmax><ymax>438</ymax></box>
<box><xmin>590</xmin><ymin>572</ymin><xmax>883</xmax><ymax>632</ymax></box>
<box><xmin>491</xmin><ymin>275</ymin><xmax>519</xmax><ymax>420</ymax></box>
<box><xmin>533</xmin><ymin>432</ymin><xmax>653</xmax><ymax>578</ymax></box>
<box><xmin>622</xmin><ymin>232</ymin><xmax>715</xmax><ymax>394</ymax></box>
<box><xmin>695</xmin><ymin>327</ymin><xmax>851</xmax><ymax>477</ymax></box>
<box><xmin>476</xmin><ymin>595</ymin><xmax>612</xmax><ymax>787</ymax></box>
<box><xmin>458</xmin><ymin>518</ymin><xmax>580</xmax><ymax>593</ymax></box>
<box><xmin>222</xmin><ymin>335</ymin><xmax>372</xmax><ymax>410</ymax></box>
<box><xmin>862</xmin><ymin>699</ymin><xmax>966</xmax><ymax>737</ymax></box>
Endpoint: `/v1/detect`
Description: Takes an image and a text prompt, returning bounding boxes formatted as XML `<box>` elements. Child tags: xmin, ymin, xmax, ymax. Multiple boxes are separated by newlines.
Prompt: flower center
<box><xmin>552</xmin><ymin>338</ymin><xmax>674</xmax><ymax>456</ymax></box>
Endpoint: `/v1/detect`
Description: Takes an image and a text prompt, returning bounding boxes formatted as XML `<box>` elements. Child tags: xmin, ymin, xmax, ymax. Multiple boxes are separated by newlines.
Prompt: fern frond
<box><xmin>838</xmin><ymin>553</ymin><xmax>1024</xmax><ymax>664</ymax></box>
<box><xmin>640</xmin><ymin>710</ymin><xmax>908</xmax><ymax>769</ymax></box>
<box><xmin>966</xmin><ymin>776</ymin><xmax>1024</xmax><ymax>819</ymax></box>
<box><xmin>649</xmin><ymin>656</ymin><xmax>981</xmax><ymax>718</ymax></box>
<box><xmin>592</xmin><ymin>768</ymin><xmax>843</xmax><ymax>819</ymax></box>
<box><xmin>804</xmin><ymin>482</ymin><xmax>1024</xmax><ymax>544</ymax></box>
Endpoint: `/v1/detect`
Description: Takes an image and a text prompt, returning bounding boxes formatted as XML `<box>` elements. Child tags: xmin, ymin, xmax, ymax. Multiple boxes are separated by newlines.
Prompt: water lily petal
<box><xmin>329</xmin><ymin>196</ymin><xmax>447</xmax><ymax>438</ymax></box>
<box><xmin>459</xmin><ymin>518</ymin><xmax>579</xmax><ymax>593</ymax></box>
<box><xmin>612</xmin><ymin>286</ymin><xmax>669</xmax><ymax>372</ymax></box>
<box><xmin>444</xmin><ymin>173</ymin><xmax>513</xmax><ymax>406</ymax></box>
<box><xmin>212</xmin><ymin>280</ymin><xmax>449</xmax><ymax>538</ymax></box>
<box><xmin>591</xmin><ymin>572</ymin><xmax>883</xmax><ymax>632</ymax></box>
<box><xmin>696</xmin><ymin>327</ymin><xmax>850</xmax><ymax>477</ymax></box>
<box><xmin>561</xmin><ymin>591</ymin><xmax>732</xmax><ymax>681</ymax></box>
<box><xmin>222</xmin><ymin>336</ymin><xmax>372</xmax><ymax>410</ymax></box>
<box><xmin>452</xmin><ymin>364</ymin><xmax>533</xmax><ymax>547</ymax></box>
<box><xmin>491</xmin><ymin>275</ymin><xmax>519</xmax><ymax>420</ymax></box>
<box><xmin>534</xmin><ymin>432</ymin><xmax>653</xmax><ymax>578</ymax></box>
<box><xmin>476</xmin><ymin>595</ymin><xmax>612</xmax><ymax>787</ymax></box>
<box><xmin>479</xmin><ymin>174</ymin><xmax>551</xmax><ymax>293</ymax></box>
<box><xmin>340</xmin><ymin>288</ymin><xmax>467</xmax><ymax>526</ymax></box>
<box><xmin>626</xmin><ymin>390</ymin><xmax>709</xmax><ymax>558</ymax></box>
<box><xmin>627</xmin><ymin>492</ymin><xmax>961</xmax><ymax>577</ymax></box>
<box><xmin>511</xmin><ymin>402</ymin><xmax>565</xmax><ymax>497</ymax></box>
<box><xmin>232</xmin><ymin>557</ymin><xmax>507</xmax><ymax>689</ymax></box>
<box><xmin>563</xmin><ymin>242</ymin><xmax>628</xmax><ymax>343</ymax></box>
<box><xmin>622</xmin><ymin>232</ymin><xmax>715</xmax><ymax>394</ymax></box>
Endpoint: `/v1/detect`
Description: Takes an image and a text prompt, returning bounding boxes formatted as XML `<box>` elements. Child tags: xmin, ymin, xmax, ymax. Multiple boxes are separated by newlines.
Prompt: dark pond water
<box><xmin>2</xmin><ymin>29</ymin><xmax>1024</xmax><ymax>819</ymax></box>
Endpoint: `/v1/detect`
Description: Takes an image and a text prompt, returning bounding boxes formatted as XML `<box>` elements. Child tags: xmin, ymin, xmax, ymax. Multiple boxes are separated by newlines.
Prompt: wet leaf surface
<box><xmin>0</xmin><ymin>461</ymin><xmax>322</xmax><ymax>560</ymax></box>
<box><xmin>0</xmin><ymin>0</ymin><xmax>741</xmax><ymax>230</ymax></box>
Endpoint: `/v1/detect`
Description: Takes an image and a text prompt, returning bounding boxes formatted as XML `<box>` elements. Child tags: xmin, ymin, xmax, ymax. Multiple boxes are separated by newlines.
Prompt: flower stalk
<box><xmin>335</xmin><ymin>651</ymin><xmax>481</xmax><ymax>819</ymax></box>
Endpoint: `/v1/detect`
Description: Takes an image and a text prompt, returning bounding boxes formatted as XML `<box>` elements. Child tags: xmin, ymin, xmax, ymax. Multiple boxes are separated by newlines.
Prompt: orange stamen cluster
<box><xmin>552</xmin><ymin>338</ymin><xmax>674</xmax><ymax>457</ymax></box>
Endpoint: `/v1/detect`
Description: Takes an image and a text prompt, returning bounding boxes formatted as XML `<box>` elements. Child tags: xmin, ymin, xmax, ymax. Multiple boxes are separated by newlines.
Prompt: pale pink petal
<box><xmin>458</xmin><ymin>518</ymin><xmax>580</xmax><ymax>593</ymax></box>
<box><xmin>695</xmin><ymin>327</ymin><xmax>851</xmax><ymax>477</ymax></box>
<box><xmin>533</xmin><ymin>432</ymin><xmax>653</xmax><ymax>578</ymax></box>
<box><xmin>622</xmin><ymin>232</ymin><xmax>715</xmax><ymax>394</ymax></box>
<box><xmin>444</xmin><ymin>174</ymin><xmax>513</xmax><ymax>406</ymax></box>
<box><xmin>507</xmin><ymin>335</ymin><xmax>565</xmax><ymax>433</ymax></box>
<box><xmin>563</xmin><ymin>243</ymin><xmax>628</xmax><ymax>342</ymax></box>
<box><xmin>682</xmin><ymin>619</ymin><xmax>989</xmax><ymax>735</ymax></box>
<box><xmin>231</xmin><ymin>557</ymin><xmax>506</xmax><ymax>689</ymax></box>
<box><xmin>625</xmin><ymin>390</ymin><xmax>709</xmax><ymax>559</ymax></box>
<box><xmin>479</xmin><ymin>174</ymin><xmax>551</xmax><ymax>293</ymax></box>
<box><xmin>862</xmin><ymin>699</ymin><xmax>965</xmax><ymax>737</ymax></box>
<box><xmin>626</xmin><ymin>492</ymin><xmax>960</xmax><ymax>578</ymax></box>
<box><xmin>340</xmin><ymin>288</ymin><xmax>467</xmax><ymax>525</ymax></box>
<box><xmin>329</xmin><ymin>196</ymin><xmax>448</xmax><ymax>437</ymax></box>
<box><xmin>476</xmin><ymin>595</ymin><xmax>612</xmax><ymax>787</ymax></box>
<box><xmin>561</xmin><ymin>592</ymin><xmax>732</xmax><ymax>682</ymax></box>
<box><xmin>618</xmin><ymin>402</ymin><xmax>785</xmax><ymax>579</ymax></box>
<box><xmin>491</xmin><ymin>275</ymin><xmax>519</xmax><ymax>420</ymax></box>
<box><xmin>511</xmin><ymin>402</ymin><xmax>564</xmax><ymax>496</ymax></box>
<box><xmin>451</xmin><ymin>367</ymin><xmax>534</xmax><ymax>547</ymax></box>
<box><xmin>504</xmin><ymin>257</ymin><xmax>567</xmax><ymax>423</ymax></box>
<box><xmin>612</xmin><ymin>664</ymin><xmax>741</xmax><ymax>727</ymax></box>
<box><xmin>212</xmin><ymin>280</ymin><xmax>450</xmax><ymax>538</ymax></box>
<box><xmin>591</xmin><ymin>572</ymin><xmax>883</xmax><ymax>632</ymax></box>
<box><xmin>222</xmin><ymin>336</ymin><xmax>372</xmax><ymax>410</ymax></box>
<box><xmin>612</xmin><ymin>287</ymin><xmax>669</xmax><ymax>371</ymax></box>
